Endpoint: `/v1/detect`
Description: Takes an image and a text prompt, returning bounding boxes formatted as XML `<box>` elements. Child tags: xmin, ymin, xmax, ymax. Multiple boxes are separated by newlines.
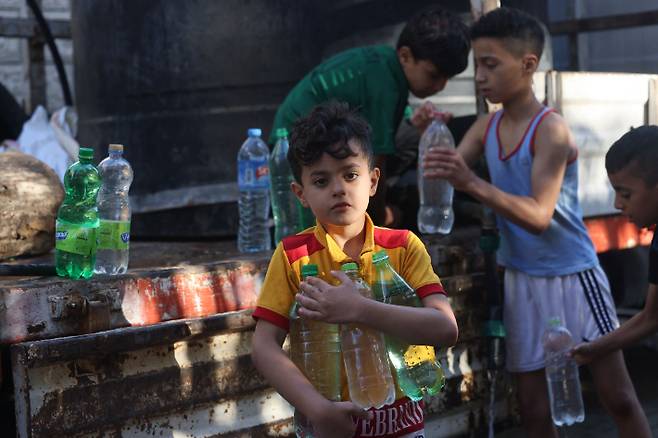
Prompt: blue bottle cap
<box><xmin>247</xmin><ymin>128</ymin><xmax>262</xmax><ymax>137</ymax></box>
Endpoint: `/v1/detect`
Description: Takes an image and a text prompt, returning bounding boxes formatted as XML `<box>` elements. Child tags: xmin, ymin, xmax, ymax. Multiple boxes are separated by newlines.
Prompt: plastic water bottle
<box><xmin>237</xmin><ymin>128</ymin><xmax>271</xmax><ymax>253</ymax></box>
<box><xmin>289</xmin><ymin>264</ymin><xmax>341</xmax><ymax>437</ymax></box>
<box><xmin>340</xmin><ymin>262</ymin><xmax>396</xmax><ymax>409</ymax></box>
<box><xmin>417</xmin><ymin>117</ymin><xmax>455</xmax><ymax>234</ymax></box>
<box><xmin>371</xmin><ymin>250</ymin><xmax>445</xmax><ymax>400</ymax></box>
<box><xmin>298</xmin><ymin>203</ymin><xmax>316</xmax><ymax>230</ymax></box>
<box><xmin>269</xmin><ymin>128</ymin><xmax>300</xmax><ymax>244</ymax></box>
<box><xmin>95</xmin><ymin>144</ymin><xmax>133</xmax><ymax>275</ymax></box>
<box><xmin>542</xmin><ymin>317</ymin><xmax>585</xmax><ymax>426</ymax></box>
<box><xmin>55</xmin><ymin>147</ymin><xmax>101</xmax><ymax>279</ymax></box>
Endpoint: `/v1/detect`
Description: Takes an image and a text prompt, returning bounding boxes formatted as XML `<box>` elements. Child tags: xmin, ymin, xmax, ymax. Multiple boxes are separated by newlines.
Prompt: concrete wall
<box><xmin>0</xmin><ymin>0</ymin><xmax>73</xmax><ymax>116</ymax></box>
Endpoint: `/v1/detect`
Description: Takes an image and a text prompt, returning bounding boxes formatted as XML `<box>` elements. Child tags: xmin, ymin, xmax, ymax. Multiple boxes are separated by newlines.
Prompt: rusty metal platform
<box><xmin>0</xmin><ymin>231</ymin><xmax>518</xmax><ymax>437</ymax></box>
<box><xmin>0</xmin><ymin>241</ymin><xmax>268</xmax><ymax>344</ymax></box>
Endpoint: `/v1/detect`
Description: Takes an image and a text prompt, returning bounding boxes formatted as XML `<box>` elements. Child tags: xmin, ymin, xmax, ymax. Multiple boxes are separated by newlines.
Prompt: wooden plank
<box><xmin>0</xmin><ymin>17</ymin><xmax>71</xmax><ymax>39</ymax></box>
<box><xmin>550</xmin><ymin>10</ymin><xmax>658</xmax><ymax>35</ymax></box>
<box><xmin>129</xmin><ymin>182</ymin><xmax>239</xmax><ymax>213</ymax></box>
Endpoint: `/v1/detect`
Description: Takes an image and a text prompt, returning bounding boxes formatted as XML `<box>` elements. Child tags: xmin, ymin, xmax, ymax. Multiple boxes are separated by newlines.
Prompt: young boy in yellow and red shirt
<box><xmin>252</xmin><ymin>101</ymin><xmax>458</xmax><ymax>438</ymax></box>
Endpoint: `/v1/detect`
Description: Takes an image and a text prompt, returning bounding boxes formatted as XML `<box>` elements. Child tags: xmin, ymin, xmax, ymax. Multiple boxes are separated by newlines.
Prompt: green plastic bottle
<box><xmin>55</xmin><ymin>147</ymin><xmax>102</xmax><ymax>279</ymax></box>
<box><xmin>371</xmin><ymin>250</ymin><xmax>445</xmax><ymax>400</ymax></box>
<box><xmin>298</xmin><ymin>202</ymin><xmax>316</xmax><ymax>230</ymax></box>
<box><xmin>269</xmin><ymin>128</ymin><xmax>300</xmax><ymax>245</ymax></box>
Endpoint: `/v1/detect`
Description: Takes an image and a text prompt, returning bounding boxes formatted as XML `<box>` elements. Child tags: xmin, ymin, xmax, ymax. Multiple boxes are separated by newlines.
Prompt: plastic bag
<box><xmin>15</xmin><ymin>105</ymin><xmax>79</xmax><ymax>182</ymax></box>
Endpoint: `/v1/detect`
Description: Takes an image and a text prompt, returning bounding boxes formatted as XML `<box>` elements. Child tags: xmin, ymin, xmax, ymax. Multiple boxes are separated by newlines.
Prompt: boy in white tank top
<box><xmin>422</xmin><ymin>7</ymin><xmax>650</xmax><ymax>438</ymax></box>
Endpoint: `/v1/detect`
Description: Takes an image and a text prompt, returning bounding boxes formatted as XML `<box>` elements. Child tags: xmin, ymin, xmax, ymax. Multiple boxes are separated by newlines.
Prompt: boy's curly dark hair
<box><xmin>288</xmin><ymin>101</ymin><xmax>373</xmax><ymax>183</ymax></box>
<box><xmin>470</xmin><ymin>7</ymin><xmax>545</xmax><ymax>59</ymax></box>
<box><xmin>606</xmin><ymin>125</ymin><xmax>658</xmax><ymax>186</ymax></box>
<box><xmin>396</xmin><ymin>6</ymin><xmax>470</xmax><ymax>78</ymax></box>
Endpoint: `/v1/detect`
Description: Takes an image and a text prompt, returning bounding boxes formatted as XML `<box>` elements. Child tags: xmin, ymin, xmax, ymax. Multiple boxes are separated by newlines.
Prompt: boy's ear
<box><xmin>397</xmin><ymin>46</ymin><xmax>414</xmax><ymax>65</ymax></box>
<box><xmin>291</xmin><ymin>181</ymin><xmax>309</xmax><ymax>208</ymax></box>
<box><xmin>522</xmin><ymin>53</ymin><xmax>539</xmax><ymax>74</ymax></box>
<box><xmin>369</xmin><ymin>167</ymin><xmax>381</xmax><ymax>197</ymax></box>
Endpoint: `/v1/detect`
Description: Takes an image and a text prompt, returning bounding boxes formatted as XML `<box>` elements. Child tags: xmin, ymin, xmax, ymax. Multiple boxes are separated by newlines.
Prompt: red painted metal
<box><xmin>585</xmin><ymin>215</ymin><xmax>654</xmax><ymax>253</ymax></box>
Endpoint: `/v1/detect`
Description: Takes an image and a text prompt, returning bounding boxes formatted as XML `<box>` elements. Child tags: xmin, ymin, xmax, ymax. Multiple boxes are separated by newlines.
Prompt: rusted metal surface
<box><xmin>11</xmin><ymin>310</ymin><xmax>293</xmax><ymax>437</ymax></box>
<box><xmin>4</xmin><ymin>231</ymin><xmax>517</xmax><ymax>436</ymax></box>
<box><xmin>0</xmin><ymin>258</ymin><xmax>267</xmax><ymax>344</ymax></box>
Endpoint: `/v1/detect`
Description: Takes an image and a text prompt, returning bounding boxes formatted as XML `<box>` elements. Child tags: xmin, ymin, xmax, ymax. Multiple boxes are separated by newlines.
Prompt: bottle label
<box><xmin>97</xmin><ymin>220</ymin><xmax>131</xmax><ymax>250</ymax></box>
<box><xmin>238</xmin><ymin>158</ymin><xmax>269</xmax><ymax>190</ymax></box>
<box><xmin>55</xmin><ymin>221</ymin><xmax>97</xmax><ymax>256</ymax></box>
<box><xmin>404</xmin><ymin>345</ymin><xmax>436</xmax><ymax>367</ymax></box>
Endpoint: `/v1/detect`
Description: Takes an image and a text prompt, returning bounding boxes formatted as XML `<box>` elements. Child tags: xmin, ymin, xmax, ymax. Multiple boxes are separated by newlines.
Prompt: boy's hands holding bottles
<box><xmin>569</xmin><ymin>341</ymin><xmax>598</xmax><ymax>365</ymax></box>
<box><xmin>309</xmin><ymin>400</ymin><xmax>372</xmax><ymax>438</ymax></box>
<box><xmin>297</xmin><ymin>270</ymin><xmax>364</xmax><ymax>324</ymax></box>
<box><xmin>410</xmin><ymin>101</ymin><xmax>452</xmax><ymax>134</ymax></box>
<box><xmin>422</xmin><ymin>146</ymin><xmax>477</xmax><ymax>191</ymax></box>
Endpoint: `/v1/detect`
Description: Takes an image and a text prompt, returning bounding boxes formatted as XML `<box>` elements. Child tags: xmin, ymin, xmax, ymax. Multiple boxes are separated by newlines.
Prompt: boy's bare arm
<box><xmin>424</xmin><ymin>113</ymin><xmax>572</xmax><ymax>234</ymax></box>
<box><xmin>572</xmin><ymin>284</ymin><xmax>658</xmax><ymax>364</ymax></box>
<box><xmin>456</xmin><ymin>114</ymin><xmax>489</xmax><ymax>166</ymax></box>
<box><xmin>251</xmin><ymin>320</ymin><xmax>368</xmax><ymax>437</ymax></box>
<box><xmin>297</xmin><ymin>272</ymin><xmax>458</xmax><ymax>348</ymax></box>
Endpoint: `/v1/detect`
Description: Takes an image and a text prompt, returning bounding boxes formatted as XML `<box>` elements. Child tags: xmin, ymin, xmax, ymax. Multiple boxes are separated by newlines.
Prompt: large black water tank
<box><xmin>72</xmin><ymin>0</ymin><xmax>521</xmax><ymax>239</ymax></box>
<box><xmin>71</xmin><ymin>0</ymin><xmax>323</xmax><ymax>238</ymax></box>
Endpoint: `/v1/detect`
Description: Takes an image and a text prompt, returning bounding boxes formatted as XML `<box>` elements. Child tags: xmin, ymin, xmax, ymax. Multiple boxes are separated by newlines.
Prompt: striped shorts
<box><xmin>503</xmin><ymin>264</ymin><xmax>619</xmax><ymax>372</ymax></box>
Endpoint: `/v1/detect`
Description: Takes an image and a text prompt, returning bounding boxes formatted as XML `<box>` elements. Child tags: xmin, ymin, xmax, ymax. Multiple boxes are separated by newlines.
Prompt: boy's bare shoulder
<box><xmin>534</xmin><ymin>111</ymin><xmax>576</xmax><ymax>156</ymax></box>
<box><xmin>472</xmin><ymin>112</ymin><xmax>496</xmax><ymax>134</ymax></box>
<box><xmin>460</xmin><ymin>112</ymin><xmax>496</xmax><ymax>146</ymax></box>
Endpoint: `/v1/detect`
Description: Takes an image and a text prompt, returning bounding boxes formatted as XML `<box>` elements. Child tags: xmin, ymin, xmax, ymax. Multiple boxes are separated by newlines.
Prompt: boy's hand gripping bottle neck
<box><xmin>340</xmin><ymin>262</ymin><xmax>395</xmax><ymax>409</ymax></box>
<box><xmin>55</xmin><ymin>147</ymin><xmax>101</xmax><ymax>279</ymax></box>
<box><xmin>371</xmin><ymin>250</ymin><xmax>445</xmax><ymax>400</ymax></box>
<box><xmin>288</xmin><ymin>264</ymin><xmax>341</xmax><ymax>437</ymax></box>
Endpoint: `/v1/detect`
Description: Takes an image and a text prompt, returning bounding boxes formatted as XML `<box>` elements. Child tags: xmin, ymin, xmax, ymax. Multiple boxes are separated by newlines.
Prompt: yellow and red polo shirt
<box><xmin>253</xmin><ymin>215</ymin><xmax>446</xmax><ymax>436</ymax></box>
<box><xmin>253</xmin><ymin>214</ymin><xmax>446</xmax><ymax>330</ymax></box>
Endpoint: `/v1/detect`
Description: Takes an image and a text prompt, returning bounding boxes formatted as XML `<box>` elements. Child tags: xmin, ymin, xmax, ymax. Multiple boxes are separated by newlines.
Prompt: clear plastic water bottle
<box><xmin>371</xmin><ymin>250</ymin><xmax>445</xmax><ymax>400</ymax></box>
<box><xmin>417</xmin><ymin>117</ymin><xmax>455</xmax><ymax>235</ymax></box>
<box><xmin>542</xmin><ymin>317</ymin><xmax>585</xmax><ymax>426</ymax></box>
<box><xmin>95</xmin><ymin>144</ymin><xmax>133</xmax><ymax>275</ymax></box>
<box><xmin>237</xmin><ymin>128</ymin><xmax>272</xmax><ymax>253</ymax></box>
<box><xmin>289</xmin><ymin>264</ymin><xmax>341</xmax><ymax>437</ymax></box>
<box><xmin>55</xmin><ymin>147</ymin><xmax>101</xmax><ymax>279</ymax></box>
<box><xmin>269</xmin><ymin>128</ymin><xmax>300</xmax><ymax>244</ymax></box>
<box><xmin>340</xmin><ymin>262</ymin><xmax>396</xmax><ymax>409</ymax></box>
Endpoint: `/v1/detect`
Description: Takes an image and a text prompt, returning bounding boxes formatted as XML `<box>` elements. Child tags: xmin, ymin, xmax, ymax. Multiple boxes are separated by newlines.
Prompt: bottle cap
<box><xmin>78</xmin><ymin>147</ymin><xmax>94</xmax><ymax>160</ymax></box>
<box><xmin>275</xmin><ymin>128</ymin><xmax>288</xmax><ymax>139</ymax></box>
<box><xmin>108</xmin><ymin>143</ymin><xmax>124</xmax><ymax>152</ymax></box>
<box><xmin>372</xmin><ymin>250</ymin><xmax>389</xmax><ymax>264</ymax></box>
<box><xmin>247</xmin><ymin>128</ymin><xmax>262</xmax><ymax>137</ymax></box>
<box><xmin>301</xmin><ymin>264</ymin><xmax>318</xmax><ymax>277</ymax></box>
<box><xmin>547</xmin><ymin>317</ymin><xmax>562</xmax><ymax>327</ymax></box>
<box><xmin>341</xmin><ymin>262</ymin><xmax>358</xmax><ymax>272</ymax></box>
<box><xmin>404</xmin><ymin>106</ymin><xmax>413</xmax><ymax>120</ymax></box>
